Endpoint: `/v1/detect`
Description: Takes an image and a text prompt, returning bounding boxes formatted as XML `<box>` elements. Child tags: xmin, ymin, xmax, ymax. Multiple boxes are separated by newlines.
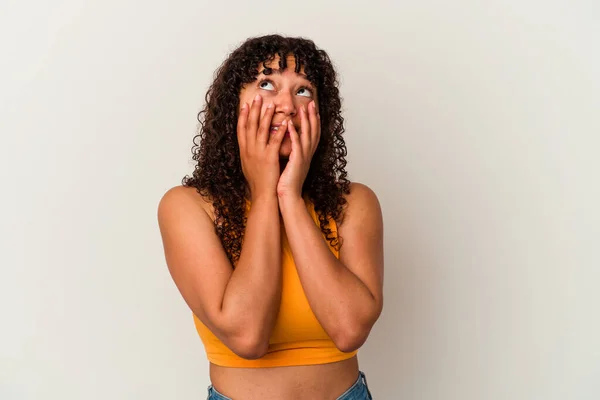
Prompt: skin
<box><xmin>238</xmin><ymin>55</ymin><xmax>317</xmax><ymax>161</ymax></box>
<box><xmin>158</xmin><ymin>55</ymin><xmax>384</xmax><ymax>399</ymax></box>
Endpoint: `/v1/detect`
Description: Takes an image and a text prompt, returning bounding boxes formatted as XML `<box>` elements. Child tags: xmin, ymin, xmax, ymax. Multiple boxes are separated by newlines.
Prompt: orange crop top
<box><xmin>193</xmin><ymin>198</ymin><xmax>358</xmax><ymax>368</ymax></box>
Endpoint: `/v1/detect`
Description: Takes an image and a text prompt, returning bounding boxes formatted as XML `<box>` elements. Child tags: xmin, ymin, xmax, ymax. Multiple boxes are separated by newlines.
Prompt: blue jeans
<box><xmin>207</xmin><ymin>370</ymin><xmax>373</xmax><ymax>399</ymax></box>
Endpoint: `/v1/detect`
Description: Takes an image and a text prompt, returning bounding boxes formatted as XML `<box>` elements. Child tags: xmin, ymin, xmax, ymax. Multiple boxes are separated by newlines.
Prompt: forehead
<box><xmin>258</xmin><ymin>54</ymin><xmax>306</xmax><ymax>76</ymax></box>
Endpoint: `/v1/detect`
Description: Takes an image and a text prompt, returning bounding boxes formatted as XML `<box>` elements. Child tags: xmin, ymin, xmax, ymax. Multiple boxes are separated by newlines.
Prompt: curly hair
<box><xmin>182</xmin><ymin>34</ymin><xmax>350</xmax><ymax>265</ymax></box>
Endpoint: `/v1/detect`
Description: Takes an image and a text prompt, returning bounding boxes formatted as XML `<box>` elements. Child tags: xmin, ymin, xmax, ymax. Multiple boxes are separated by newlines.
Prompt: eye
<box><xmin>297</xmin><ymin>87</ymin><xmax>313</xmax><ymax>98</ymax></box>
<box><xmin>258</xmin><ymin>80</ymin><xmax>275</xmax><ymax>91</ymax></box>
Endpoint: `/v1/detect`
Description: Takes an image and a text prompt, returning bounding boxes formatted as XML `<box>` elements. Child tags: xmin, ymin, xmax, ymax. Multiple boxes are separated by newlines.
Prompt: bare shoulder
<box><xmin>339</xmin><ymin>182</ymin><xmax>382</xmax><ymax>228</ymax></box>
<box><xmin>157</xmin><ymin>185</ymin><xmax>214</xmax><ymax>222</ymax></box>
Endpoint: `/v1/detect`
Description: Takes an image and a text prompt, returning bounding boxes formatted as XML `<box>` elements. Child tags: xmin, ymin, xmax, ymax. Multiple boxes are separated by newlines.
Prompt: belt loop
<box><xmin>360</xmin><ymin>371</ymin><xmax>373</xmax><ymax>399</ymax></box>
<box><xmin>360</xmin><ymin>371</ymin><xmax>367</xmax><ymax>385</ymax></box>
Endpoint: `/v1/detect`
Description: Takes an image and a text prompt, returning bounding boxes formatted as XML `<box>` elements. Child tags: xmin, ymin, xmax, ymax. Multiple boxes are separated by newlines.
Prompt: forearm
<box><xmin>279</xmin><ymin>196</ymin><xmax>379</xmax><ymax>350</ymax></box>
<box><xmin>220</xmin><ymin>195</ymin><xmax>282</xmax><ymax>345</ymax></box>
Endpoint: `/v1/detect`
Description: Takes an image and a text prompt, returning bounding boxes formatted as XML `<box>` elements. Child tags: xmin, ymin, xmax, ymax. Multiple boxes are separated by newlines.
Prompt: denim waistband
<box><xmin>335</xmin><ymin>371</ymin><xmax>373</xmax><ymax>400</ymax></box>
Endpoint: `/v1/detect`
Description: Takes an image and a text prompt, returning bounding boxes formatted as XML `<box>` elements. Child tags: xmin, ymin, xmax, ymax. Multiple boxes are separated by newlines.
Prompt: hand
<box><xmin>238</xmin><ymin>94</ymin><xmax>288</xmax><ymax>199</ymax></box>
<box><xmin>277</xmin><ymin>101</ymin><xmax>321</xmax><ymax>199</ymax></box>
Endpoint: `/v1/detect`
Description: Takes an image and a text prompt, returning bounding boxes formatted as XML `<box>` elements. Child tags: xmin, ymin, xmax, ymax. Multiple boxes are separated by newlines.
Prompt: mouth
<box><xmin>270</xmin><ymin>123</ymin><xmax>300</xmax><ymax>135</ymax></box>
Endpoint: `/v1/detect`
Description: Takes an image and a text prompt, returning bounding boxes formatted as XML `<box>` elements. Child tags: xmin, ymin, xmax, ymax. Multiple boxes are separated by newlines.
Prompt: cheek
<box><xmin>239</xmin><ymin>95</ymin><xmax>252</xmax><ymax>110</ymax></box>
<box><xmin>238</xmin><ymin>87</ymin><xmax>257</xmax><ymax>109</ymax></box>
<box><xmin>298</xmin><ymin>98</ymin><xmax>317</xmax><ymax>114</ymax></box>
<box><xmin>238</xmin><ymin>90</ymin><xmax>269</xmax><ymax>117</ymax></box>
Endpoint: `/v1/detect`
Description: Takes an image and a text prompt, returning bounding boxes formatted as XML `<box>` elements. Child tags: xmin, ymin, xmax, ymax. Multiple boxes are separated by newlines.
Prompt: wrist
<box><xmin>277</xmin><ymin>192</ymin><xmax>305</xmax><ymax>211</ymax></box>
<box><xmin>250</xmin><ymin>192</ymin><xmax>279</xmax><ymax>204</ymax></box>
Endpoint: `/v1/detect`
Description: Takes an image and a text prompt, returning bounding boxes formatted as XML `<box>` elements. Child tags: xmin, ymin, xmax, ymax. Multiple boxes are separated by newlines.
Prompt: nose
<box><xmin>274</xmin><ymin>89</ymin><xmax>297</xmax><ymax>117</ymax></box>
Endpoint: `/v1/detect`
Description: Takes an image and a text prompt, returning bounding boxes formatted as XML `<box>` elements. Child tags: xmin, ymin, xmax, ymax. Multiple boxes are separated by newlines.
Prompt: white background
<box><xmin>1</xmin><ymin>1</ymin><xmax>599</xmax><ymax>399</ymax></box>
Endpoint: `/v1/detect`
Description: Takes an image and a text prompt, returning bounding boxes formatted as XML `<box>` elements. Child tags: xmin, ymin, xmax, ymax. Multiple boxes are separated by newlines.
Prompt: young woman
<box><xmin>158</xmin><ymin>34</ymin><xmax>384</xmax><ymax>400</ymax></box>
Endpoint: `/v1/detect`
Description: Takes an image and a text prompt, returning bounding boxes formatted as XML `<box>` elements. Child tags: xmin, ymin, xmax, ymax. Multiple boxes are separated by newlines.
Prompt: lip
<box><xmin>270</xmin><ymin>122</ymin><xmax>300</xmax><ymax>131</ymax></box>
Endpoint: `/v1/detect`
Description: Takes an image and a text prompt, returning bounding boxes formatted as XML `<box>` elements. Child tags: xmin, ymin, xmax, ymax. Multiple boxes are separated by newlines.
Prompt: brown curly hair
<box><xmin>183</xmin><ymin>34</ymin><xmax>350</xmax><ymax>265</ymax></box>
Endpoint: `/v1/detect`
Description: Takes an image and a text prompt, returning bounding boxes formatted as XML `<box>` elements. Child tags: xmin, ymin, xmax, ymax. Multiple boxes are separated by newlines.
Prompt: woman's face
<box><xmin>238</xmin><ymin>54</ymin><xmax>318</xmax><ymax>158</ymax></box>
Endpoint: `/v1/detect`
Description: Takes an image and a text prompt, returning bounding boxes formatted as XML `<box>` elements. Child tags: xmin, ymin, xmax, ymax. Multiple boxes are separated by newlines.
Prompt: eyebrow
<box><xmin>259</xmin><ymin>68</ymin><xmax>308</xmax><ymax>80</ymax></box>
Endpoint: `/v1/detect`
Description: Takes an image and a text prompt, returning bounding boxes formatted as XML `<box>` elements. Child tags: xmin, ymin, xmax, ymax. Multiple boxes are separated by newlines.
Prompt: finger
<box><xmin>257</xmin><ymin>102</ymin><xmax>275</xmax><ymax>145</ymax></box>
<box><xmin>288</xmin><ymin>120</ymin><xmax>301</xmax><ymax>160</ymax></box>
<box><xmin>237</xmin><ymin>102</ymin><xmax>249</xmax><ymax>150</ymax></box>
<box><xmin>247</xmin><ymin>94</ymin><xmax>262</xmax><ymax>145</ymax></box>
<box><xmin>308</xmin><ymin>101</ymin><xmax>320</xmax><ymax>153</ymax></box>
<box><xmin>268</xmin><ymin>118</ymin><xmax>287</xmax><ymax>150</ymax></box>
<box><xmin>299</xmin><ymin>104</ymin><xmax>310</xmax><ymax>155</ymax></box>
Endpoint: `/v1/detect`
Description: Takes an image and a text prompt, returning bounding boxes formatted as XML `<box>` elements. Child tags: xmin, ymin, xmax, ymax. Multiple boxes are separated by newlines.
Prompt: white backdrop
<box><xmin>1</xmin><ymin>1</ymin><xmax>599</xmax><ymax>399</ymax></box>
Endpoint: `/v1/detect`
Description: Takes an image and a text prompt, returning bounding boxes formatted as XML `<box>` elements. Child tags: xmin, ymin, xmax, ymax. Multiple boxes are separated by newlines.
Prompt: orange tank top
<box><xmin>193</xmin><ymin>198</ymin><xmax>358</xmax><ymax>367</ymax></box>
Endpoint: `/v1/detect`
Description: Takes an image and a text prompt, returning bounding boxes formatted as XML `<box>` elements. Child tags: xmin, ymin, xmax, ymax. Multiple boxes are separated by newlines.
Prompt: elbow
<box><xmin>332</xmin><ymin>325</ymin><xmax>370</xmax><ymax>353</ymax></box>
<box><xmin>233</xmin><ymin>343</ymin><xmax>269</xmax><ymax>360</ymax></box>
<box><xmin>333</xmin><ymin>305</ymin><xmax>382</xmax><ymax>353</ymax></box>
<box><xmin>228</xmin><ymin>333</ymin><xmax>270</xmax><ymax>360</ymax></box>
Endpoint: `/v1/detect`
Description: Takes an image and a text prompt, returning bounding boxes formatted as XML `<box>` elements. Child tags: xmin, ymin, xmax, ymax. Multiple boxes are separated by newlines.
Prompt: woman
<box><xmin>158</xmin><ymin>34</ymin><xmax>384</xmax><ymax>400</ymax></box>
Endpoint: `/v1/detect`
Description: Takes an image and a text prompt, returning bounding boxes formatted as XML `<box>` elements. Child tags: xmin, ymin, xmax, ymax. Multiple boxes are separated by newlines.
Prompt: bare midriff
<box><xmin>209</xmin><ymin>355</ymin><xmax>359</xmax><ymax>400</ymax></box>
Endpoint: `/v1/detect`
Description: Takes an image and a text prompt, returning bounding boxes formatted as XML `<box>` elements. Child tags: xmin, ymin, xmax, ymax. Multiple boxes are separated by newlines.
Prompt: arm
<box><xmin>158</xmin><ymin>186</ymin><xmax>281</xmax><ymax>359</ymax></box>
<box><xmin>278</xmin><ymin>182</ymin><xmax>384</xmax><ymax>352</ymax></box>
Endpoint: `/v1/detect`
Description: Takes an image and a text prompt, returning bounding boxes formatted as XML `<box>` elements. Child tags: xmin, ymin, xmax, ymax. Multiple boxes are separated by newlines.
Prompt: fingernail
<box><xmin>241</xmin><ymin>103</ymin><xmax>247</xmax><ymax>110</ymax></box>
<box><xmin>310</xmin><ymin>101</ymin><xmax>315</xmax><ymax>109</ymax></box>
<box><xmin>254</xmin><ymin>94</ymin><xmax>261</xmax><ymax>102</ymax></box>
<box><xmin>282</xmin><ymin>119</ymin><xmax>287</xmax><ymax>125</ymax></box>
<box><xmin>267</xmin><ymin>102</ymin><xmax>274</xmax><ymax>108</ymax></box>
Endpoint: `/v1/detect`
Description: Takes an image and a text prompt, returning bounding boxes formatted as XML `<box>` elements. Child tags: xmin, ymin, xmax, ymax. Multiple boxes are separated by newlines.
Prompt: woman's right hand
<box><xmin>237</xmin><ymin>94</ymin><xmax>288</xmax><ymax>199</ymax></box>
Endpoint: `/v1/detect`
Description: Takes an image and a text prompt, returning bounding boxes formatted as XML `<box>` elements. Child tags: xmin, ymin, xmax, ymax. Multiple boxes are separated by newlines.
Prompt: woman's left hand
<box><xmin>277</xmin><ymin>101</ymin><xmax>321</xmax><ymax>199</ymax></box>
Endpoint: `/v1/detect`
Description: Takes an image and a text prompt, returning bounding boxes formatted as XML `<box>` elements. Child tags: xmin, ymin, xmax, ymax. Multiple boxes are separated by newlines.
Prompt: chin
<box><xmin>278</xmin><ymin>141</ymin><xmax>292</xmax><ymax>158</ymax></box>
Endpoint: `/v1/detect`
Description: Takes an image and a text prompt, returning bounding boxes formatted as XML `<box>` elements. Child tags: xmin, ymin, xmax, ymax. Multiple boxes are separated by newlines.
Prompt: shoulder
<box><xmin>157</xmin><ymin>185</ymin><xmax>215</xmax><ymax>223</ymax></box>
<box><xmin>345</xmin><ymin>182</ymin><xmax>380</xmax><ymax>205</ymax></box>
<box><xmin>340</xmin><ymin>182</ymin><xmax>382</xmax><ymax>227</ymax></box>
